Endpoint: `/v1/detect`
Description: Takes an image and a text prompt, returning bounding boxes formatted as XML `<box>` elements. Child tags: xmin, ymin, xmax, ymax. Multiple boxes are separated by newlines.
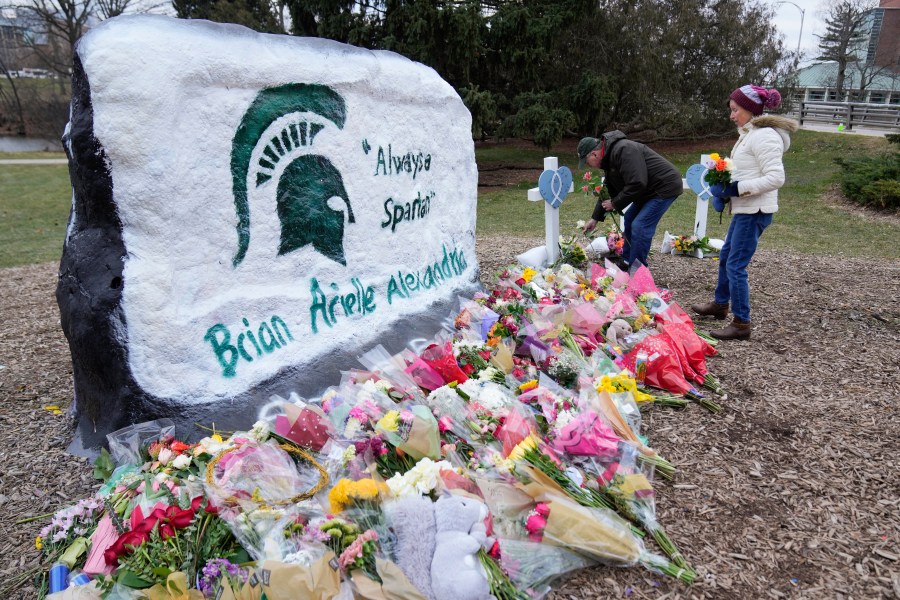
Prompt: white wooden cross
<box><xmin>694</xmin><ymin>154</ymin><xmax>711</xmax><ymax>239</ymax></box>
<box><xmin>679</xmin><ymin>154</ymin><xmax>724</xmax><ymax>258</ymax></box>
<box><xmin>516</xmin><ymin>156</ymin><xmax>574</xmax><ymax>268</ymax></box>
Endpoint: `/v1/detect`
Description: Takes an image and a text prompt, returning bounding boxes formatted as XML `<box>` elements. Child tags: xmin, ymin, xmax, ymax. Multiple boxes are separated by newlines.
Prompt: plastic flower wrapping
<box><xmin>34</xmin><ymin>256</ymin><xmax>735</xmax><ymax>599</ymax></box>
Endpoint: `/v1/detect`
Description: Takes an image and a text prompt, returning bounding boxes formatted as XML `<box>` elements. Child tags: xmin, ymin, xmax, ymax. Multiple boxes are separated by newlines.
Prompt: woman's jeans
<box><xmin>623</xmin><ymin>196</ymin><xmax>678</xmax><ymax>267</ymax></box>
<box><xmin>714</xmin><ymin>211</ymin><xmax>774</xmax><ymax>322</ymax></box>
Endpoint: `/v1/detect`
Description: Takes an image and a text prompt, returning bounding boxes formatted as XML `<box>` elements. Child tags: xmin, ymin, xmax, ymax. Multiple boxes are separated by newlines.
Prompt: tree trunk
<box><xmin>0</xmin><ymin>67</ymin><xmax>28</xmax><ymax>135</ymax></box>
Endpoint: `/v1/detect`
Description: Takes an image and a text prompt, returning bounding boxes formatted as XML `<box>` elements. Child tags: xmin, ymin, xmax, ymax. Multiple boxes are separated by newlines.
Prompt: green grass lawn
<box><xmin>0</xmin><ymin>130</ymin><xmax>897</xmax><ymax>269</ymax></box>
<box><xmin>0</xmin><ymin>164</ymin><xmax>71</xmax><ymax>268</ymax></box>
<box><xmin>0</xmin><ymin>151</ymin><xmax>67</xmax><ymax>159</ymax></box>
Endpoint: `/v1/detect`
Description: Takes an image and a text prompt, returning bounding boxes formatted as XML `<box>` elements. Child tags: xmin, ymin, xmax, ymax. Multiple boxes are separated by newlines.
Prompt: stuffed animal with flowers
<box><xmin>605</xmin><ymin>319</ymin><xmax>633</xmax><ymax>347</ymax></box>
<box><xmin>431</xmin><ymin>494</ymin><xmax>495</xmax><ymax>600</ymax></box>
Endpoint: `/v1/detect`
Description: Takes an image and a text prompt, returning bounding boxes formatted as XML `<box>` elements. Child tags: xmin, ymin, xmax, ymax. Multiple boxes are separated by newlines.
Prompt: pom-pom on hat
<box><xmin>730</xmin><ymin>84</ymin><xmax>782</xmax><ymax>116</ymax></box>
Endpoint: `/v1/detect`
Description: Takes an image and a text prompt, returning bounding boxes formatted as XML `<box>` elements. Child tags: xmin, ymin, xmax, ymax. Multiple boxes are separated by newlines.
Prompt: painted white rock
<box><xmin>57</xmin><ymin>15</ymin><xmax>480</xmax><ymax>449</ymax></box>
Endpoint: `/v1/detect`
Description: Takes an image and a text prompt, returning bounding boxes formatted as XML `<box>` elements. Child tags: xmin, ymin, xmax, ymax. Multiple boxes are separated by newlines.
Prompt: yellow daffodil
<box><xmin>596</xmin><ymin>375</ymin><xmax>616</xmax><ymax>393</ymax></box>
<box><xmin>522</xmin><ymin>267</ymin><xmax>537</xmax><ymax>283</ymax></box>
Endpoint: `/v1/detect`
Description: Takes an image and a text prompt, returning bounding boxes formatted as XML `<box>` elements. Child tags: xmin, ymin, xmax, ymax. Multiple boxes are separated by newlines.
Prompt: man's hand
<box><xmin>583</xmin><ymin>218</ymin><xmax>598</xmax><ymax>233</ymax></box>
<box><xmin>601</xmin><ymin>199</ymin><xmax>615</xmax><ymax>211</ymax></box>
<box><xmin>709</xmin><ymin>181</ymin><xmax>740</xmax><ymax>198</ymax></box>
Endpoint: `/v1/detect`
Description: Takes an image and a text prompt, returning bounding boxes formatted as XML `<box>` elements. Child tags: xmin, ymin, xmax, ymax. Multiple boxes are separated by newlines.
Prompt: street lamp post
<box><xmin>776</xmin><ymin>0</ymin><xmax>806</xmax><ymax>61</ymax></box>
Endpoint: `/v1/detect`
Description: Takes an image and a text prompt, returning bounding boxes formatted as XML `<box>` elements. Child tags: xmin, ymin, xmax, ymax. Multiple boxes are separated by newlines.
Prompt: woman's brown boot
<box><xmin>710</xmin><ymin>317</ymin><xmax>752</xmax><ymax>340</ymax></box>
<box><xmin>691</xmin><ymin>301</ymin><xmax>729</xmax><ymax>320</ymax></box>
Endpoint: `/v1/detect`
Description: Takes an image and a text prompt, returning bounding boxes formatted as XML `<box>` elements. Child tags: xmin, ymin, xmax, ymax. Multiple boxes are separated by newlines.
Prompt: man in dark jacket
<box><xmin>578</xmin><ymin>131</ymin><xmax>683</xmax><ymax>270</ymax></box>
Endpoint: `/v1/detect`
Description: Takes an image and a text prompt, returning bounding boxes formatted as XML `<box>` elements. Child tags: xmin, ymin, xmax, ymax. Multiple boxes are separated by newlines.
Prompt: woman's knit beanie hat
<box><xmin>730</xmin><ymin>84</ymin><xmax>782</xmax><ymax>116</ymax></box>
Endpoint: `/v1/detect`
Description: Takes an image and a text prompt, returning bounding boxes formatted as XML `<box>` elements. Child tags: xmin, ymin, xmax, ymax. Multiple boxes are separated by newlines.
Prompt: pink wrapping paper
<box><xmin>552</xmin><ymin>410</ymin><xmax>621</xmax><ymax>457</ymax></box>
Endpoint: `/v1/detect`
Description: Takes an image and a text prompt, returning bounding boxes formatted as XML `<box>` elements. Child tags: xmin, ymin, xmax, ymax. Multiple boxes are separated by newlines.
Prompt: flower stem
<box><xmin>640</xmin><ymin>551</ymin><xmax>697</xmax><ymax>584</ymax></box>
<box><xmin>702</xmin><ymin>373</ymin><xmax>724</xmax><ymax>394</ymax></box>
<box><xmin>478</xmin><ymin>549</ymin><xmax>531</xmax><ymax>600</ymax></box>
<box><xmin>694</xmin><ymin>329</ymin><xmax>719</xmax><ymax>346</ymax></box>
<box><xmin>650</xmin><ymin>525</ymin><xmax>690</xmax><ymax>570</ymax></box>
<box><xmin>637</xmin><ymin>453</ymin><xmax>676</xmax><ymax>481</ymax></box>
<box><xmin>14</xmin><ymin>511</ymin><xmax>56</xmax><ymax>525</ymax></box>
<box><xmin>686</xmin><ymin>389</ymin><xmax>721</xmax><ymax>413</ymax></box>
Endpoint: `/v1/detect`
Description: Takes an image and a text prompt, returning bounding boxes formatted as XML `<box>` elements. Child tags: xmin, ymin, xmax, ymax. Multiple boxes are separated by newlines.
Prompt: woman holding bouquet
<box><xmin>691</xmin><ymin>84</ymin><xmax>798</xmax><ymax>340</ymax></box>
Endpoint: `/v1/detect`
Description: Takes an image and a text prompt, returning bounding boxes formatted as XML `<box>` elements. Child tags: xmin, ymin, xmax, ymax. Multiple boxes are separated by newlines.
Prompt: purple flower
<box><xmin>199</xmin><ymin>558</ymin><xmax>246</xmax><ymax>598</ymax></box>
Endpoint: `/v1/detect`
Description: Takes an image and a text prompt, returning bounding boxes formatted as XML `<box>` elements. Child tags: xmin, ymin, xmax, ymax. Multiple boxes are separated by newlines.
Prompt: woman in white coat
<box><xmin>692</xmin><ymin>84</ymin><xmax>798</xmax><ymax>340</ymax></box>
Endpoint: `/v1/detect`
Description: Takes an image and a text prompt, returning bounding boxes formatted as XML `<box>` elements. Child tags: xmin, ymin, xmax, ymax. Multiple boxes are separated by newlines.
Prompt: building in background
<box><xmin>793</xmin><ymin>0</ymin><xmax>900</xmax><ymax>104</ymax></box>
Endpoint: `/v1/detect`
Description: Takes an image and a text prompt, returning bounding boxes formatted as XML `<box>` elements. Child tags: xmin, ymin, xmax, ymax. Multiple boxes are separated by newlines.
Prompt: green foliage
<box><xmin>173</xmin><ymin>0</ymin><xmax>281</xmax><ymax>32</ymax></box>
<box><xmin>501</xmin><ymin>92</ymin><xmax>577</xmax><ymax>151</ymax></box>
<box><xmin>461</xmin><ymin>85</ymin><xmax>499</xmax><ymax>141</ymax></box>
<box><xmin>93</xmin><ymin>448</ymin><xmax>115</xmax><ymax>482</ymax></box>
<box><xmin>860</xmin><ymin>179</ymin><xmax>900</xmax><ymax>210</ymax></box>
<box><xmin>886</xmin><ymin>134</ymin><xmax>900</xmax><ymax>145</ymax></box>
<box><xmin>835</xmin><ymin>150</ymin><xmax>900</xmax><ymax>210</ymax></box>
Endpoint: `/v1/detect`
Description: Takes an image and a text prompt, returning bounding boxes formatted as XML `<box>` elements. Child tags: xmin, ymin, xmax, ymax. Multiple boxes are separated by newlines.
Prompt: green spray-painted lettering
<box><xmin>387</xmin><ymin>245</ymin><xmax>468</xmax><ymax>304</ymax></box>
<box><xmin>204</xmin><ymin>315</ymin><xmax>293</xmax><ymax>378</ymax></box>
<box><xmin>373</xmin><ymin>144</ymin><xmax>431</xmax><ymax>180</ymax></box>
<box><xmin>309</xmin><ymin>277</ymin><xmax>376</xmax><ymax>334</ymax></box>
<box><xmin>381</xmin><ymin>191</ymin><xmax>433</xmax><ymax>233</ymax></box>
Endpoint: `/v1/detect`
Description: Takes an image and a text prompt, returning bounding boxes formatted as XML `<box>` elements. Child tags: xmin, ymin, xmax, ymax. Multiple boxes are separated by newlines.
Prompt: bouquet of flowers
<box><xmin>702</xmin><ymin>153</ymin><xmax>733</xmax><ymax>187</ymax></box>
<box><xmin>671</xmin><ymin>234</ymin><xmax>715</xmax><ymax>254</ymax></box>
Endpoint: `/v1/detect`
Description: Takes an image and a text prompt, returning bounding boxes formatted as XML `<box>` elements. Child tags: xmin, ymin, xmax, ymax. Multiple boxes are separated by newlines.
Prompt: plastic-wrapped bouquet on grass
<box><xmin>520</xmin><ymin>493</ymin><xmax>694</xmax><ymax>583</ymax></box>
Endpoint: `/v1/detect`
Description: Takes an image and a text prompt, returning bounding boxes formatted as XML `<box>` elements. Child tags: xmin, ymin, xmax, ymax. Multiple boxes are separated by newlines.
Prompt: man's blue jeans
<box><xmin>623</xmin><ymin>196</ymin><xmax>678</xmax><ymax>268</ymax></box>
<box><xmin>714</xmin><ymin>212</ymin><xmax>774</xmax><ymax>322</ymax></box>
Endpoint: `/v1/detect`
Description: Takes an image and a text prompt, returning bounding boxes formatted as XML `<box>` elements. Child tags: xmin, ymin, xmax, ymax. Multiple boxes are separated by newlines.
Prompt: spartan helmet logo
<box><xmin>230</xmin><ymin>84</ymin><xmax>355</xmax><ymax>267</ymax></box>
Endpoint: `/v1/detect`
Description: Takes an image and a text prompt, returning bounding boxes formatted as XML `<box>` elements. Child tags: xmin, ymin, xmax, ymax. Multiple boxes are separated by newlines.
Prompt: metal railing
<box><xmin>794</xmin><ymin>101</ymin><xmax>900</xmax><ymax>132</ymax></box>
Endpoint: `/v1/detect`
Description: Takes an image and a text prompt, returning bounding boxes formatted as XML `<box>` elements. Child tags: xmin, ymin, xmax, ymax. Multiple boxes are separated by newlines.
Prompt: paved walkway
<box><xmin>0</xmin><ymin>158</ymin><xmax>68</xmax><ymax>164</ymax></box>
<box><xmin>798</xmin><ymin>122</ymin><xmax>896</xmax><ymax>137</ymax></box>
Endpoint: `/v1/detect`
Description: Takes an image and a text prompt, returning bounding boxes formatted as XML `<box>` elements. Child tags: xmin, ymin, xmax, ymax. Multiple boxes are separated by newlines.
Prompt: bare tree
<box><xmin>1</xmin><ymin>6</ymin><xmax>32</xmax><ymax>134</ymax></box>
<box><xmin>849</xmin><ymin>59</ymin><xmax>891</xmax><ymax>101</ymax></box>
<box><xmin>815</xmin><ymin>0</ymin><xmax>877</xmax><ymax>101</ymax></box>
<box><xmin>16</xmin><ymin>0</ymin><xmax>92</xmax><ymax>77</ymax></box>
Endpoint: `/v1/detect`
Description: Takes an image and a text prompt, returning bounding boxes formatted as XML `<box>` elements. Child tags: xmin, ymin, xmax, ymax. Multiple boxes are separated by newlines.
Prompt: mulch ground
<box><xmin>1</xmin><ymin>240</ymin><xmax>898</xmax><ymax>599</ymax></box>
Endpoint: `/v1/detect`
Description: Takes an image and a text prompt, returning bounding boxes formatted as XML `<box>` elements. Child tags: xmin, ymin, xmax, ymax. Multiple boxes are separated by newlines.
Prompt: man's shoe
<box><xmin>710</xmin><ymin>317</ymin><xmax>752</xmax><ymax>341</ymax></box>
<box><xmin>691</xmin><ymin>301</ymin><xmax>729</xmax><ymax>320</ymax></box>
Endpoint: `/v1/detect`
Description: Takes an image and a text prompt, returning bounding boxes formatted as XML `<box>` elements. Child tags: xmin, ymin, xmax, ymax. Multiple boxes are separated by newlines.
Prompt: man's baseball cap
<box><xmin>577</xmin><ymin>136</ymin><xmax>601</xmax><ymax>168</ymax></box>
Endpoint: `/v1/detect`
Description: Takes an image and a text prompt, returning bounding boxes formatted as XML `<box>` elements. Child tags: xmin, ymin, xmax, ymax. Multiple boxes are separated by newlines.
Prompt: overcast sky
<box><xmin>769</xmin><ymin>0</ymin><xmax>831</xmax><ymax>65</ymax></box>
